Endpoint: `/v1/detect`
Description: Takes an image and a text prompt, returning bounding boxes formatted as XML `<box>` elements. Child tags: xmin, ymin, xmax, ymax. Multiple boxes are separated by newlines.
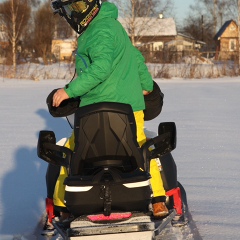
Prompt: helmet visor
<box><xmin>63</xmin><ymin>1</ymin><xmax>89</xmax><ymax>19</ymax></box>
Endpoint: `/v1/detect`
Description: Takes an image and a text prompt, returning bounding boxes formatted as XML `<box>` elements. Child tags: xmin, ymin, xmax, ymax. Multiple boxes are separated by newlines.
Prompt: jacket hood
<box><xmin>95</xmin><ymin>1</ymin><xmax>118</xmax><ymax>20</ymax></box>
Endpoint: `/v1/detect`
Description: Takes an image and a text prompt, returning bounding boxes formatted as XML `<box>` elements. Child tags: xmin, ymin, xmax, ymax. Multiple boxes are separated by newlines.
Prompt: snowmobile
<box><xmin>37</xmin><ymin>101</ymin><xmax>187</xmax><ymax>240</ymax></box>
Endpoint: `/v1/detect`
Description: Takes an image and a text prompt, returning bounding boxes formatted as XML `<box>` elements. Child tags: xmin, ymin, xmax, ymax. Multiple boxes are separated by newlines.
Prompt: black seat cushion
<box><xmin>70</xmin><ymin>102</ymin><xmax>145</xmax><ymax>175</ymax></box>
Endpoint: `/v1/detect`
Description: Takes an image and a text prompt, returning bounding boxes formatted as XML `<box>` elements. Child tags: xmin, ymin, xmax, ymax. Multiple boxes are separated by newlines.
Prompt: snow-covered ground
<box><xmin>0</xmin><ymin>76</ymin><xmax>240</xmax><ymax>240</ymax></box>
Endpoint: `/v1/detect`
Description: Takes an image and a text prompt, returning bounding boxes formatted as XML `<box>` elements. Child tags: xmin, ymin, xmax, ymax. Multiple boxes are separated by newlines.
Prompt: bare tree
<box><xmin>31</xmin><ymin>0</ymin><xmax>41</xmax><ymax>8</ymax></box>
<box><xmin>218</xmin><ymin>0</ymin><xmax>238</xmax><ymax>23</ymax></box>
<box><xmin>110</xmin><ymin>0</ymin><xmax>173</xmax><ymax>46</ymax></box>
<box><xmin>0</xmin><ymin>0</ymin><xmax>31</xmax><ymax>72</ymax></box>
<box><xmin>33</xmin><ymin>1</ymin><xmax>56</xmax><ymax>64</ymax></box>
<box><xmin>182</xmin><ymin>0</ymin><xmax>238</xmax><ymax>49</ymax></box>
<box><xmin>54</xmin><ymin>16</ymin><xmax>75</xmax><ymax>39</ymax></box>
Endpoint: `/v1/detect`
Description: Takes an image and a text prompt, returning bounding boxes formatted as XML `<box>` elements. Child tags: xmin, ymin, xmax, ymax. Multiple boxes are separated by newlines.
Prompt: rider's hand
<box><xmin>52</xmin><ymin>88</ymin><xmax>69</xmax><ymax>107</ymax></box>
<box><xmin>143</xmin><ymin>90</ymin><xmax>152</xmax><ymax>95</ymax></box>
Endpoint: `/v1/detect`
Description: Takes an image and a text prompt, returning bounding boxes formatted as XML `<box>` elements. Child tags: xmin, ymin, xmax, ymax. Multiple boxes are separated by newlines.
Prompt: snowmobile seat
<box><xmin>69</xmin><ymin>102</ymin><xmax>146</xmax><ymax>175</ymax></box>
<box><xmin>64</xmin><ymin>102</ymin><xmax>152</xmax><ymax>217</ymax></box>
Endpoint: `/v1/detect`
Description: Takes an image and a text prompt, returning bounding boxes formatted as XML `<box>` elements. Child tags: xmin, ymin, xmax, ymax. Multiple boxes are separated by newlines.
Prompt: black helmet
<box><xmin>51</xmin><ymin>0</ymin><xmax>101</xmax><ymax>34</ymax></box>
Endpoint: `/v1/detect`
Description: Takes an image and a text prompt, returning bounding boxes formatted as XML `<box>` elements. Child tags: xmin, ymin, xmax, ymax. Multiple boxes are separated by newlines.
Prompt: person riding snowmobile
<box><xmin>44</xmin><ymin>0</ymin><xmax>168</xmax><ymax>233</ymax></box>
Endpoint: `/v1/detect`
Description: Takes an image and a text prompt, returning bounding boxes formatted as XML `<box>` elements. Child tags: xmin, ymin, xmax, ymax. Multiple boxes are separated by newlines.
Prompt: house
<box><xmin>0</xmin><ymin>16</ymin><xmax>8</xmax><ymax>64</ymax></box>
<box><xmin>118</xmin><ymin>17</ymin><xmax>205</xmax><ymax>62</ymax></box>
<box><xmin>51</xmin><ymin>38</ymin><xmax>77</xmax><ymax>61</ymax></box>
<box><xmin>167</xmin><ymin>33</ymin><xmax>205</xmax><ymax>51</ymax></box>
<box><xmin>118</xmin><ymin>17</ymin><xmax>177</xmax><ymax>48</ymax></box>
<box><xmin>119</xmin><ymin>17</ymin><xmax>177</xmax><ymax>62</ymax></box>
<box><xmin>118</xmin><ymin>17</ymin><xmax>205</xmax><ymax>49</ymax></box>
<box><xmin>214</xmin><ymin>20</ymin><xmax>238</xmax><ymax>60</ymax></box>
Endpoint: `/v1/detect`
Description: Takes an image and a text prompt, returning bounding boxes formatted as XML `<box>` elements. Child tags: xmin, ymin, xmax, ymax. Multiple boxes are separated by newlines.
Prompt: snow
<box><xmin>118</xmin><ymin>17</ymin><xmax>177</xmax><ymax>37</ymax></box>
<box><xmin>0</xmin><ymin>75</ymin><xmax>240</xmax><ymax>240</ymax></box>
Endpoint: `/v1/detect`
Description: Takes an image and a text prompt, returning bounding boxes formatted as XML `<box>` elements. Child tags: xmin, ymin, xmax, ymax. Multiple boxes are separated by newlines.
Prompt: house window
<box><xmin>229</xmin><ymin>39</ymin><xmax>236</xmax><ymax>51</ymax></box>
<box><xmin>153</xmin><ymin>42</ymin><xmax>163</xmax><ymax>51</ymax></box>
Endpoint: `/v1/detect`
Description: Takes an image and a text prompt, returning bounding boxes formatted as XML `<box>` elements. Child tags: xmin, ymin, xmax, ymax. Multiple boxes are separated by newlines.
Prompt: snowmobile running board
<box><xmin>53</xmin><ymin>210</ymin><xmax>176</xmax><ymax>240</ymax></box>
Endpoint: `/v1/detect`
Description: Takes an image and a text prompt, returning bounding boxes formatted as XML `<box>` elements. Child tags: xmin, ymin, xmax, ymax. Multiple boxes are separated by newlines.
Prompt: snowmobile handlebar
<box><xmin>141</xmin><ymin>122</ymin><xmax>177</xmax><ymax>172</ymax></box>
<box><xmin>37</xmin><ymin>131</ymin><xmax>72</xmax><ymax>172</ymax></box>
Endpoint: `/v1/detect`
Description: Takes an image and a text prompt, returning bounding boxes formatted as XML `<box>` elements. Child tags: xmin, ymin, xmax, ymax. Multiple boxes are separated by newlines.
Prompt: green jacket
<box><xmin>65</xmin><ymin>2</ymin><xmax>153</xmax><ymax>112</ymax></box>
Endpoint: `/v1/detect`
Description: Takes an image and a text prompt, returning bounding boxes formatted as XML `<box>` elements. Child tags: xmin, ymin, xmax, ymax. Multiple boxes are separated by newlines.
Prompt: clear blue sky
<box><xmin>172</xmin><ymin>0</ymin><xmax>194</xmax><ymax>24</ymax></box>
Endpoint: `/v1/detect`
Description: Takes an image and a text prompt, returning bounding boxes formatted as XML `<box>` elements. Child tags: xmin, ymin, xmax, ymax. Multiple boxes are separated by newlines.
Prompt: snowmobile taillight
<box><xmin>87</xmin><ymin>212</ymin><xmax>132</xmax><ymax>222</ymax></box>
